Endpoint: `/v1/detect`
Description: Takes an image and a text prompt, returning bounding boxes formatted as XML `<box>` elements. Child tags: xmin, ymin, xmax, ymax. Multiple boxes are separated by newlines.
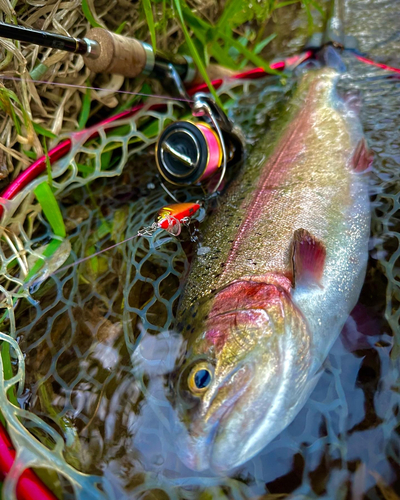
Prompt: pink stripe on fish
<box><xmin>219</xmin><ymin>81</ymin><xmax>319</xmax><ymax>281</ymax></box>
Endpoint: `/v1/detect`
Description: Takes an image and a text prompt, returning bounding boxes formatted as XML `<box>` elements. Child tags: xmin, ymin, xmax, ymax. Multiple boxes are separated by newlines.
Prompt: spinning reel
<box><xmin>154</xmin><ymin>64</ymin><xmax>245</xmax><ymax>191</ymax></box>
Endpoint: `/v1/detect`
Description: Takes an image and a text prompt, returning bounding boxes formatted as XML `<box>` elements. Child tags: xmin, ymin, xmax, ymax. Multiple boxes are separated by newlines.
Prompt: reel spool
<box><xmin>156</xmin><ymin>94</ymin><xmax>244</xmax><ymax>189</ymax></box>
<box><xmin>156</xmin><ymin>121</ymin><xmax>222</xmax><ymax>186</ymax></box>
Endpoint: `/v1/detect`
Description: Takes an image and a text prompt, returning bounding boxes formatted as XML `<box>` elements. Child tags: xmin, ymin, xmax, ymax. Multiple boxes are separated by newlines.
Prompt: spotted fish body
<box><xmin>172</xmin><ymin>67</ymin><xmax>371</xmax><ymax>472</ymax></box>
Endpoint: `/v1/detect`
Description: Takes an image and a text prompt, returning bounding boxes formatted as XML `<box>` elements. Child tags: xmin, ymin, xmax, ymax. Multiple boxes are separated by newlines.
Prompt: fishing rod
<box><xmin>0</xmin><ymin>20</ymin><xmax>322</xmax><ymax>200</ymax></box>
<box><xmin>0</xmin><ymin>21</ymin><xmax>251</xmax><ymax>192</ymax></box>
<box><xmin>0</xmin><ymin>22</ymin><xmax>197</xmax><ymax>82</ymax></box>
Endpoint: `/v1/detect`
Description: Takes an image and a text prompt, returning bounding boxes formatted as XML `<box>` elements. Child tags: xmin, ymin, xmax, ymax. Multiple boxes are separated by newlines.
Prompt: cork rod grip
<box><xmin>83</xmin><ymin>28</ymin><xmax>147</xmax><ymax>78</ymax></box>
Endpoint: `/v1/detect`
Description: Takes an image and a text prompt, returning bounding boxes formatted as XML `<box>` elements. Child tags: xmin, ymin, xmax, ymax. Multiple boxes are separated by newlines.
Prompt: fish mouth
<box><xmin>175</xmin><ymin>279</ymin><xmax>309</xmax><ymax>472</ymax></box>
<box><xmin>188</xmin><ymin>399</ymin><xmax>238</xmax><ymax>471</ymax></box>
<box><xmin>208</xmin><ymin>374</ymin><xmax>263</xmax><ymax>473</ymax></box>
<box><xmin>177</xmin><ymin>362</ymin><xmax>254</xmax><ymax>472</ymax></box>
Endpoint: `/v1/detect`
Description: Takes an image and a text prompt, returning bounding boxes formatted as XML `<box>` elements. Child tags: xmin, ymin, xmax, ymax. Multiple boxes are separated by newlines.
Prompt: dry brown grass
<box><xmin>0</xmin><ymin>1</ymin><xmax>216</xmax><ymax>185</ymax></box>
<box><xmin>0</xmin><ymin>0</ymin><xmax>313</xmax><ymax>188</ymax></box>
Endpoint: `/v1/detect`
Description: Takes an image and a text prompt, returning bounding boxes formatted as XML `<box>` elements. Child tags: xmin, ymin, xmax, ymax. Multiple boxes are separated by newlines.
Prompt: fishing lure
<box><xmin>157</xmin><ymin>202</ymin><xmax>202</xmax><ymax>235</ymax></box>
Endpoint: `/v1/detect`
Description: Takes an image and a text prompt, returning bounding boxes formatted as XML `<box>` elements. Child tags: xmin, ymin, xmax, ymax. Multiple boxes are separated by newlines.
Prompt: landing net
<box><xmin>0</xmin><ymin>79</ymin><xmax>267</xmax><ymax>499</ymax></box>
<box><xmin>0</xmin><ymin>63</ymin><xmax>399</xmax><ymax>500</ymax></box>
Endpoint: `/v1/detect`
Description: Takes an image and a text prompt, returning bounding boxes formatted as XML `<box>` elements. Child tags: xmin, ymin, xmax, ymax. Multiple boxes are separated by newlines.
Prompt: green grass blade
<box><xmin>32</xmin><ymin>122</ymin><xmax>56</xmax><ymax>139</ymax></box>
<box><xmin>1</xmin><ymin>343</ymin><xmax>18</xmax><ymax>406</ymax></box>
<box><xmin>34</xmin><ymin>183</ymin><xmax>66</xmax><ymax>238</ymax></box>
<box><xmin>25</xmin><ymin>239</ymin><xmax>63</xmax><ymax>282</ymax></box>
<box><xmin>180</xmin><ymin>5</ymin><xmax>239</xmax><ymax>68</ymax></box>
<box><xmin>78</xmin><ymin>85</ymin><xmax>91</xmax><ymax>130</ymax></box>
<box><xmin>217</xmin><ymin>30</ymin><xmax>280</xmax><ymax>75</ymax></box>
<box><xmin>143</xmin><ymin>0</ymin><xmax>157</xmax><ymax>50</ymax></box>
<box><xmin>181</xmin><ymin>10</ymin><xmax>237</xmax><ymax>68</ymax></box>
<box><xmin>0</xmin><ymin>87</ymin><xmax>32</xmax><ymax>138</ymax></box>
<box><xmin>43</xmin><ymin>140</ymin><xmax>52</xmax><ymax>187</ymax></box>
<box><xmin>307</xmin><ymin>0</ymin><xmax>325</xmax><ymax>18</ymax></box>
<box><xmin>82</xmin><ymin>0</ymin><xmax>104</xmax><ymax>28</ymax></box>
<box><xmin>0</xmin><ymin>88</ymin><xmax>21</xmax><ymax>135</ymax></box>
<box><xmin>115</xmin><ymin>21</ymin><xmax>127</xmax><ymax>34</ymax></box>
<box><xmin>22</xmin><ymin>150</ymin><xmax>37</xmax><ymax>160</ymax></box>
<box><xmin>180</xmin><ymin>3</ymin><xmax>210</xmax><ymax>34</ymax></box>
<box><xmin>254</xmin><ymin>33</ymin><xmax>276</xmax><ymax>54</ymax></box>
<box><xmin>303</xmin><ymin>0</ymin><xmax>315</xmax><ymax>33</ymax></box>
<box><xmin>210</xmin><ymin>43</ymin><xmax>238</xmax><ymax>69</ymax></box>
<box><xmin>217</xmin><ymin>0</ymin><xmax>250</xmax><ymax>30</ymax></box>
<box><xmin>30</xmin><ymin>63</ymin><xmax>49</xmax><ymax>80</ymax></box>
<box><xmin>173</xmin><ymin>0</ymin><xmax>223</xmax><ymax>108</ymax></box>
<box><xmin>77</xmin><ymin>163</ymin><xmax>95</xmax><ymax>175</ymax></box>
<box><xmin>273</xmin><ymin>0</ymin><xmax>301</xmax><ymax>9</ymax></box>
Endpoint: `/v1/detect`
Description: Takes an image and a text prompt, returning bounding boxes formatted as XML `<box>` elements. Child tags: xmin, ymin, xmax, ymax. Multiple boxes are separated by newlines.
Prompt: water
<box><xmin>5</xmin><ymin>0</ymin><xmax>400</xmax><ymax>498</ymax></box>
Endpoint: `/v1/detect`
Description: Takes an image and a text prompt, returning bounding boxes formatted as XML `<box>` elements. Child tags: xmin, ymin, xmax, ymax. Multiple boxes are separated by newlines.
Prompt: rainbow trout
<box><xmin>171</xmin><ymin>65</ymin><xmax>371</xmax><ymax>472</ymax></box>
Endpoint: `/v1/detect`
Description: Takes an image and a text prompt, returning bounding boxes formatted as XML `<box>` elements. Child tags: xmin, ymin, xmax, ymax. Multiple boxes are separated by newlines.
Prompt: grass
<box><xmin>0</xmin><ymin>0</ymin><xmax>322</xmax><ymax>194</ymax></box>
<box><xmin>173</xmin><ymin>0</ymin><xmax>224</xmax><ymax>106</ymax></box>
<box><xmin>34</xmin><ymin>182</ymin><xmax>66</xmax><ymax>238</ymax></box>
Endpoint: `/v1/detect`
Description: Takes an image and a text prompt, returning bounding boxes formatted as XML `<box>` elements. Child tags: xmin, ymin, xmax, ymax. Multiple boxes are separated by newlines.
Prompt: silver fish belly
<box><xmin>171</xmin><ymin>67</ymin><xmax>371</xmax><ymax>472</ymax></box>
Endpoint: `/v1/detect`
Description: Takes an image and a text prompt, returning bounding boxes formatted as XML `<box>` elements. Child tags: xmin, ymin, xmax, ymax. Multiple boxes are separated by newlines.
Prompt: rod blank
<box><xmin>0</xmin><ymin>21</ymin><xmax>88</xmax><ymax>54</ymax></box>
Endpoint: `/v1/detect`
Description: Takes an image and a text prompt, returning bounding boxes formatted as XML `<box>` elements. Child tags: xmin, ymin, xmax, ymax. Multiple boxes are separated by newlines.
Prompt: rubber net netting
<box><xmin>0</xmin><ymin>62</ymin><xmax>399</xmax><ymax>499</ymax></box>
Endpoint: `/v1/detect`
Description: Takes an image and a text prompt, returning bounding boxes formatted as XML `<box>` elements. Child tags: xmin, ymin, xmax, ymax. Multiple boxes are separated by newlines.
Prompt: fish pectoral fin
<box><xmin>291</xmin><ymin>228</ymin><xmax>326</xmax><ymax>288</ymax></box>
<box><xmin>351</xmin><ymin>138</ymin><xmax>373</xmax><ymax>172</ymax></box>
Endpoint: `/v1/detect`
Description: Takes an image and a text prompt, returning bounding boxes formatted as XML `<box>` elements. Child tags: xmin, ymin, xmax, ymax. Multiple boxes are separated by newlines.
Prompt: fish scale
<box><xmin>180</xmin><ymin>70</ymin><xmax>357</xmax><ymax>309</ymax></box>
<box><xmin>172</xmin><ymin>65</ymin><xmax>371</xmax><ymax>472</ymax></box>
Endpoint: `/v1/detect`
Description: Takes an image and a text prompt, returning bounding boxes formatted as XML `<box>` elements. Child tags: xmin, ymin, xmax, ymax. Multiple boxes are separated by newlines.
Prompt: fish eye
<box><xmin>188</xmin><ymin>362</ymin><xmax>213</xmax><ymax>394</ymax></box>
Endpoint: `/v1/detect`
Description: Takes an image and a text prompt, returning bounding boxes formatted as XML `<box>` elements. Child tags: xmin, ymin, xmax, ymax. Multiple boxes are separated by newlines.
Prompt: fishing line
<box><xmin>160</xmin><ymin>182</ymin><xmax>180</xmax><ymax>203</ymax></box>
<box><xmin>0</xmin><ymin>74</ymin><xmax>195</xmax><ymax>103</ymax></box>
<box><xmin>53</xmin><ymin>231</ymin><xmax>144</xmax><ymax>275</ymax></box>
<box><xmin>48</xmin><ymin>211</ymin><xmax>194</xmax><ymax>277</ymax></box>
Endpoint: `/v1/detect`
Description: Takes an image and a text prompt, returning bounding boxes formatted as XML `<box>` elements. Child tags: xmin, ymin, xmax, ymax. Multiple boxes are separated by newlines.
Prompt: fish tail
<box><xmin>320</xmin><ymin>45</ymin><xmax>346</xmax><ymax>72</ymax></box>
<box><xmin>295</xmin><ymin>45</ymin><xmax>345</xmax><ymax>77</ymax></box>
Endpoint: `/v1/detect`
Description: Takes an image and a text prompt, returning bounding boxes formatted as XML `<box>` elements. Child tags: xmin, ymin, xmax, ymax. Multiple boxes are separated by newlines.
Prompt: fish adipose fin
<box><xmin>291</xmin><ymin>228</ymin><xmax>326</xmax><ymax>288</ymax></box>
<box><xmin>351</xmin><ymin>138</ymin><xmax>374</xmax><ymax>172</ymax></box>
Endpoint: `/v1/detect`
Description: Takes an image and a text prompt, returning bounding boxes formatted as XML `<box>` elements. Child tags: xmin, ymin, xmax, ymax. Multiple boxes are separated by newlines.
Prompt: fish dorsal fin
<box><xmin>291</xmin><ymin>228</ymin><xmax>326</xmax><ymax>288</ymax></box>
<box><xmin>351</xmin><ymin>138</ymin><xmax>373</xmax><ymax>172</ymax></box>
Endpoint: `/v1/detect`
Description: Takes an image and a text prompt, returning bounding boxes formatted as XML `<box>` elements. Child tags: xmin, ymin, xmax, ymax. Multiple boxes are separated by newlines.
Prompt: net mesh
<box><xmin>0</xmin><ymin>80</ymin><xmax>265</xmax><ymax>499</ymax></box>
<box><xmin>0</xmin><ymin>63</ymin><xmax>399</xmax><ymax>499</ymax></box>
